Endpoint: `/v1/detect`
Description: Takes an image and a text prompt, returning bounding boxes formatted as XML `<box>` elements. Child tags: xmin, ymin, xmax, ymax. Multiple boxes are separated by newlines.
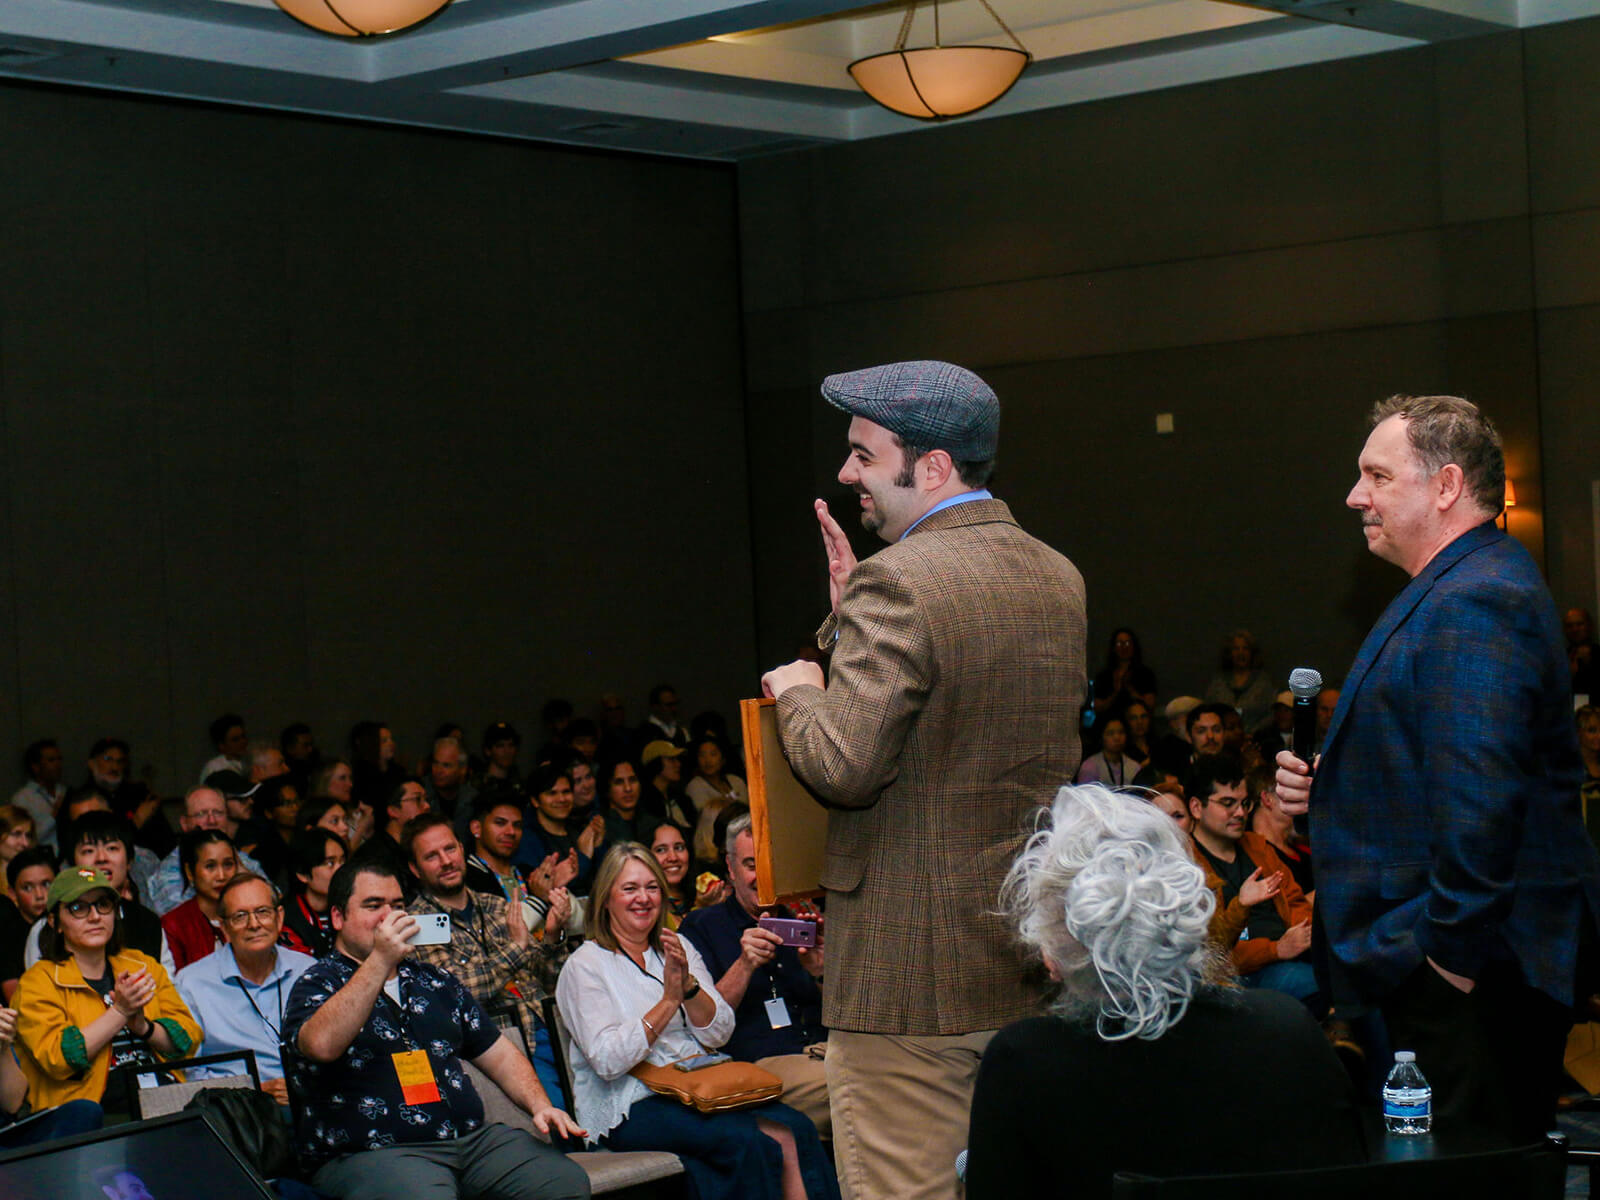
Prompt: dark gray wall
<box><xmin>0</xmin><ymin>84</ymin><xmax>755</xmax><ymax>791</ymax></box>
<box><xmin>738</xmin><ymin>27</ymin><xmax>1598</xmax><ymax>700</ymax></box>
<box><xmin>6</xmin><ymin>19</ymin><xmax>1599</xmax><ymax>790</ymax></box>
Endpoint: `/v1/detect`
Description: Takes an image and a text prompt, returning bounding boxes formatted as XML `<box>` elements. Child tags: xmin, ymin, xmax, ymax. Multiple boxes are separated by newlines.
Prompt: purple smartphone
<box><xmin>757</xmin><ymin>915</ymin><xmax>817</xmax><ymax>947</ymax></box>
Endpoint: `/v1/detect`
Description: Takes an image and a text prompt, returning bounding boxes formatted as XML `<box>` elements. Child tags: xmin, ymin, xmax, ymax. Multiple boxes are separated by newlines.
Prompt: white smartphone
<box><xmin>409</xmin><ymin>912</ymin><xmax>451</xmax><ymax>946</ymax></box>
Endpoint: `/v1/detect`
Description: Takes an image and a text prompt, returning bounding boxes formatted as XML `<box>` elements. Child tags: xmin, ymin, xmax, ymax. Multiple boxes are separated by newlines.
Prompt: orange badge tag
<box><xmin>392</xmin><ymin>1050</ymin><xmax>441</xmax><ymax>1106</ymax></box>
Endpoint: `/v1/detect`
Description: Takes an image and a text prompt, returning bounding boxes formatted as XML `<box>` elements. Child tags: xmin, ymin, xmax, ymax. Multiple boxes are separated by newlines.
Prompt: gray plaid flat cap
<box><xmin>820</xmin><ymin>360</ymin><xmax>999</xmax><ymax>461</ymax></box>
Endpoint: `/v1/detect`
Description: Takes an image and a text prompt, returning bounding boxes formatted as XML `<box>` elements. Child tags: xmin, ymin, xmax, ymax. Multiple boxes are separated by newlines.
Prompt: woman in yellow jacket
<box><xmin>14</xmin><ymin>867</ymin><xmax>200</xmax><ymax>1111</ymax></box>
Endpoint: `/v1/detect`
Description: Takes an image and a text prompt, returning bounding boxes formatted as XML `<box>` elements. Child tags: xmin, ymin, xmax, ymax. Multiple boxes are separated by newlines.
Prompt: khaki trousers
<box><xmin>757</xmin><ymin>1046</ymin><xmax>831</xmax><ymax>1139</ymax></box>
<box><xmin>826</xmin><ymin>1028</ymin><xmax>995</xmax><ymax>1200</ymax></box>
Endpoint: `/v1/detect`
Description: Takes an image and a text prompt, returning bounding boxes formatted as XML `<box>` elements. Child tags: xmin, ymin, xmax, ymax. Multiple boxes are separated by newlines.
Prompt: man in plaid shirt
<box><xmin>403</xmin><ymin>813</ymin><xmax>569</xmax><ymax>1102</ymax></box>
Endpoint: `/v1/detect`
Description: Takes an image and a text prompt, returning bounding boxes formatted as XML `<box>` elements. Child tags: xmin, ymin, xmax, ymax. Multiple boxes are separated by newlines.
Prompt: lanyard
<box><xmin>232</xmin><ymin>972</ymin><xmax>286</xmax><ymax>1041</ymax></box>
<box><xmin>296</xmin><ymin>895</ymin><xmax>332</xmax><ymax>938</ymax></box>
<box><xmin>422</xmin><ymin>896</ymin><xmax>490</xmax><ymax>955</ymax></box>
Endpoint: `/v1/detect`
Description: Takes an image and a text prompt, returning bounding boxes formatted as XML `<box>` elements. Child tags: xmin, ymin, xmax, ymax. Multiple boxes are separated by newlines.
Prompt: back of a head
<box><xmin>1003</xmin><ymin>783</ymin><xmax>1216</xmax><ymax>1042</ymax></box>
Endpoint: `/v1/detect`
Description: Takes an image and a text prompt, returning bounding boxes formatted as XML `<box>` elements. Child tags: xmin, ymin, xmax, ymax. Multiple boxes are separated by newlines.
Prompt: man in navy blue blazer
<box><xmin>1278</xmin><ymin>394</ymin><xmax>1600</xmax><ymax>1144</ymax></box>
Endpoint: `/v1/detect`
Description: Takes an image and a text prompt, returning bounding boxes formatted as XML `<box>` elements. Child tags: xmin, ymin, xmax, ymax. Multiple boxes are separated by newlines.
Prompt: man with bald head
<box><xmin>149</xmin><ymin>786</ymin><xmax>265</xmax><ymax>915</ymax></box>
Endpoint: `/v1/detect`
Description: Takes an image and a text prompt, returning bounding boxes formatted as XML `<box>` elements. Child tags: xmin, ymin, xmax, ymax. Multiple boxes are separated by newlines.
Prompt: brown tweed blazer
<box><xmin>775</xmin><ymin>498</ymin><xmax>1085</xmax><ymax>1036</ymax></box>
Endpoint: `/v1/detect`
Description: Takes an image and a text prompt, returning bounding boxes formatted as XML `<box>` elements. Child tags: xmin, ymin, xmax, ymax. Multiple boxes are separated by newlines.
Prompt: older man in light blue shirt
<box><xmin>176</xmin><ymin>873</ymin><xmax>314</xmax><ymax>1101</ymax></box>
<box><xmin>150</xmin><ymin>785</ymin><xmax>265</xmax><ymax>915</ymax></box>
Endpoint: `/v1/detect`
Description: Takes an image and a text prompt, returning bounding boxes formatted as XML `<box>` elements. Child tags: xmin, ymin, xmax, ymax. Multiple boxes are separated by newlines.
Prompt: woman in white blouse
<box><xmin>556</xmin><ymin>844</ymin><xmax>839</xmax><ymax>1200</ymax></box>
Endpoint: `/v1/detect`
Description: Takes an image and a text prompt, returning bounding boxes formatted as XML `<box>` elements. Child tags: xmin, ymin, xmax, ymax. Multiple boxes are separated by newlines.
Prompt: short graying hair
<box><xmin>723</xmin><ymin>813</ymin><xmax>752</xmax><ymax>858</ymax></box>
<box><xmin>249</xmin><ymin>740</ymin><xmax>282</xmax><ymax>771</ymax></box>
<box><xmin>1370</xmin><ymin>394</ymin><xmax>1505</xmax><ymax>515</ymax></box>
<box><xmin>432</xmin><ymin>736</ymin><xmax>464</xmax><ymax>758</ymax></box>
<box><xmin>218</xmin><ymin>871</ymin><xmax>281</xmax><ymax>915</ymax></box>
<box><xmin>1002</xmin><ymin>783</ymin><xmax>1220</xmax><ymax>1042</ymax></box>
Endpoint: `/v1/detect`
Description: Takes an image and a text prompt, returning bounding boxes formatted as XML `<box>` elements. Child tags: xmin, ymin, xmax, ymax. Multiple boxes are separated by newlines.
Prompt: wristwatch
<box><xmin>683</xmin><ymin>980</ymin><xmax>702</xmax><ymax>1001</ymax></box>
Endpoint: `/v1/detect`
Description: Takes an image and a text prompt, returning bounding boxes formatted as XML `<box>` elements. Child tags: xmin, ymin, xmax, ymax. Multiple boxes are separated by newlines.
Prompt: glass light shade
<box><xmin>274</xmin><ymin>0</ymin><xmax>449</xmax><ymax>37</ymax></box>
<box><xmin>1503</xmin><ymin>478</ymin><xmax>1517</xmax><ymax>507</ymax></box>
<box><xmin>849</xmin><ymin>45</ymin><xmax>1029</xmax><ymax>120</ymax></box>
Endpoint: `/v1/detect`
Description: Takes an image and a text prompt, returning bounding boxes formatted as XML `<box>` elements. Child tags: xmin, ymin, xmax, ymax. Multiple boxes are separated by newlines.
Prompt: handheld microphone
<box><xmin>1288</xmin><ymin>667</ymin><xmax>1322</xmax><ymax>839</ymax></box>
<box><xmin>1289</xmin><ymin>667</ymin><xmax>1323</xmax><ymax>767</ymax></box>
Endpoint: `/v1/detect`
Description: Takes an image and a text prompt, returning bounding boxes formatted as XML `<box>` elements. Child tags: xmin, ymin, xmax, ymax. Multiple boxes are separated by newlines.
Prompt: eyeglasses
<box><xmin>1208</xmin><ymin>795</ymin><xmax>1256</xmax><ymax>813</ymax></box>
<box><xmin>64</xmin><ymin>896</ymin><xmax>117</xmax><ymax>918</ymax></box>
<box><xmin>224</xmin><ymin>906</ymin><xmax>280</xmax><ymax>928</ymax></box>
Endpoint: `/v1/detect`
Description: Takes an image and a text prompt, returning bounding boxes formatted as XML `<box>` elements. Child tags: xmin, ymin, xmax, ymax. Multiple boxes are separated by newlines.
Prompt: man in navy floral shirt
<box><xmin>283</xmin><ymin>860</ymin><xmax>588</xmax><ymax>1200</ymax></box>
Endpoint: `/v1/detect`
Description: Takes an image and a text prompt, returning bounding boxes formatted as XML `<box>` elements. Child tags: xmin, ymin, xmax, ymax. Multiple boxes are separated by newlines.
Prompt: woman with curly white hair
<box><xmin>964</xmin><ymin>784</ymin><xmax>1364</xmax><ymax>1197</ymax></box>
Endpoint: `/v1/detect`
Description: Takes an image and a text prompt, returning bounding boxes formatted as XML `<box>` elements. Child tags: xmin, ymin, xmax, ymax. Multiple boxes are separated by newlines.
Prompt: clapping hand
<box><xmin>577</xmin><ymin>816</ymin><xmax>606</xmax><ymax>858</ymax></box>
<box><xmin>551</xmin><ymin>850</ymin><xmax>579</xmax><ymax>890</ymax></box>
<box><xmin>1239</xmin><ymin>867</ymin><xmax>1283</xmax><ymax>908</ymax></box>
<box><xmin>527</xmin><ymin>853</ymin><xmax>561</xmax><ymax>902</ymax></box>
<box><xmin>660</xmin><ymin>929</ymin><xmax>691</xmax><ymax>1003</ymax></box>
<box><xmin>544</xmin><ymin>887</ymin><xmax>572</xmax><ymax>939</ymax></box>
<box><xmin>506</xmin><ymin>893</ymin><xmax>531</xmax><ymax>948</ymax></box>
<box><xmin>1276</xmin><ymin>919</ymin><xmax>1313</xmax><ymax>960</ymax></box>
<box><xmin>112</xmin><ymin>968</ymin><xmax>157</xmax><ymax>1017</ymax></box>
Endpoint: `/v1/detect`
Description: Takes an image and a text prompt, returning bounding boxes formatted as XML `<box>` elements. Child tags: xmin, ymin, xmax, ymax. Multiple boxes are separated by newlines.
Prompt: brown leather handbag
<box><xmin>629</xmin><ymin>1055</ymin><xmax>784</xmax><ymax>1113</ymax></box>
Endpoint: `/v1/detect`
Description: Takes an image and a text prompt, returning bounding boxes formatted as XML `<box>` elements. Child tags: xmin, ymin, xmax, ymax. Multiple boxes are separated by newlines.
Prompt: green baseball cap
<box><xmin>46</xmin><ymin>866</ymin><xmax>118</xmax><ymax>910</ymax></box>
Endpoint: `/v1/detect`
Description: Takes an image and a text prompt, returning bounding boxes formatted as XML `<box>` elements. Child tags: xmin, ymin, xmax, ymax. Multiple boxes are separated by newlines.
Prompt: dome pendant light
<box><xmin>848</xmin><ymin>0</ymin><xmax>1032</xmax><ymax>121</ymax></box>
<box><xmin>274</xmin><ymin>0</ymin><xmax>451</xmax><ymax>38</ymax></box>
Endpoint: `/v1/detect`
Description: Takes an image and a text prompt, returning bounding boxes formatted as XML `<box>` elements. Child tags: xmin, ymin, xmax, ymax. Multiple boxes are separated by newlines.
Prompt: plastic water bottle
<box><xmin>1382</xmin><ymin>1050</ymin><xmax>1432</xmax><ymax>1134</ymax></box>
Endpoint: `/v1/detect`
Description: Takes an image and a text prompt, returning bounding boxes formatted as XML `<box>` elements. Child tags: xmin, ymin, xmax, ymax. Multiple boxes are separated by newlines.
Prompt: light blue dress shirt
<box><xmin>175</xmin><ymin>943</ymin><xmax>317</xmax><ymax>1079</ymax></box>
<box><xmin>901</xmin><ymin>488</ymin><xmax>993</xmax><ymax>539</ymax></box>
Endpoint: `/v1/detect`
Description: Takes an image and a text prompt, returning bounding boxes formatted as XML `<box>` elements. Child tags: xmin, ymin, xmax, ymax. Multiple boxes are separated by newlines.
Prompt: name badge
<box><xmin>764</xmin><ymin>996</ymin><xmax>792</xmax><ymax>1029</ymax></box>
<box><xmin>393</xmin><ymin>1050</ymin><xmax>442</xmax><ymax>1105</ymax></box>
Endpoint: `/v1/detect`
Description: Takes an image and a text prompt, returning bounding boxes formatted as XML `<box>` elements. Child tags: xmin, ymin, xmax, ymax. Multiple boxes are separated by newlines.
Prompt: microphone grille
<box><xmin>1288</xmin><ymin>667</ymin><xmax>1323</xmax><ymax>699</ymax></box>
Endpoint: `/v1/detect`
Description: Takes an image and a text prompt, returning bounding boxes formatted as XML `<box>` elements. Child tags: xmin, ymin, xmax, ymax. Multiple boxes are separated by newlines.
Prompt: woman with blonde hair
<box><xmin>556</xmin><ymin>844</ymin><xmax>837</xmax><ymax>1200</ymax></box>
<box><xmin>964</xmin><ymin>783</ymin><xmax>1364</xmax><ymax>1197</ymax></box>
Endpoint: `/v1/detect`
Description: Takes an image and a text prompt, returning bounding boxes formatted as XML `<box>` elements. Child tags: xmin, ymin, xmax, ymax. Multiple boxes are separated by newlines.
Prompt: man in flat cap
<box><xmin>762</xmin><ymin>360</ymin><xmax>1086</xmax><ymax>1200</ymax></box>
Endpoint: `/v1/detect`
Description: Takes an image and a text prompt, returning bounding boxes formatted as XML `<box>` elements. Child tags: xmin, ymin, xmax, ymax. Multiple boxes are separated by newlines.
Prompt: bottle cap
<box><xmin>1394</xmin><ymin>1050</ymin><xmax>1416</xmax><ymax>1063</ymax></box>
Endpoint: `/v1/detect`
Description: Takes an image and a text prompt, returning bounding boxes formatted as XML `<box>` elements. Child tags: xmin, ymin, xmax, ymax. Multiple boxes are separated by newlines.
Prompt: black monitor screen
<box><xmin>0</xmin><ymin>1110</ymin><xmax>275</xmax><ymax>1200</ymax></box>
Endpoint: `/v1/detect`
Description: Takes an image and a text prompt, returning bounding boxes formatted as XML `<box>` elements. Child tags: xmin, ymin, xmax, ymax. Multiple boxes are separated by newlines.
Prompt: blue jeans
<box><xmin>606</xmin><ymin>1095</ymin><xmax>839</xmax><ymax>1200</ymax></box>
<box><xmin>532</xmin><ymin>1023</ymin><xmax>564</xmax><ymax>1106</ymax></box>
<box><xmin>0</xmin><ymin>1099</ymin><xmax>103</xmax><ymax>1149</ymax></box>
<box><xmin>1243</xmin><ymin>960</ymin><xmax>1320</xmax><ymax>1001</ymax></box>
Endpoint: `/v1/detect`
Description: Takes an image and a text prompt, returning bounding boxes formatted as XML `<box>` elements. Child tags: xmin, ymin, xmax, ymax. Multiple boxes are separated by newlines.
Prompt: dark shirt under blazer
<box><xmin>678</xmin><ymin>896</ymin><xmax>824</xmax><ymax>1060</ymax></box>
